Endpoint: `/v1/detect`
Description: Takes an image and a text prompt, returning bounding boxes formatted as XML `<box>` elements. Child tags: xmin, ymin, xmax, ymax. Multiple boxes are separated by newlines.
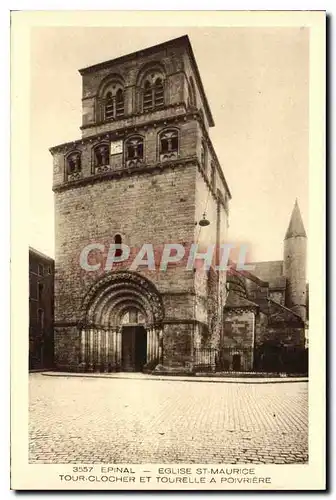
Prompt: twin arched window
<box><xmin>99</xmin><ymin>67</ymin><xmax>166</xmax><ymax>121</ymax></box>
<box><xmin>124</xmin><ymin>129</ymin><xmax>179</xmax><ymax>166</ymax></box>
<box><xmin>66</xmin><ymin>151</ymin><xmax>82</xmax><ymax>181</ymax></box>
<box><xmin>126</xmin><ymin>136</ymin><xmax>143</xmax><ymax>160</ymax></box>
<box><xmin>104</xmin><ymin>88</ymin><xmax>124</xmax><ymax>121</ymax></box>
<box><xmin>93</xmin><ymin>143</ymin><xmax>110</xmax><ymax>172</ymax></box>
<box><xmin>103</xmin><ymin>77</ymin><xmax>164</xmax><ymax>118</ymax></box>
<box><xmin>125</xmin><ymin>136</ymin><xmax>144</xmax><ymax>167</ymax></box>
<box><xmin>143</xmin><ymin>77</ymin><xmax>164</xmax><ymax>112</ymax></box>
<box><xmin>159</xmin><ymin>129</ymin><xmax>179</xmax><ymax>161</ymax></box>
<box><xmin>67</xmin><ymin>152</ymin><xmax>81</xmax><ymax>174</ymax></box>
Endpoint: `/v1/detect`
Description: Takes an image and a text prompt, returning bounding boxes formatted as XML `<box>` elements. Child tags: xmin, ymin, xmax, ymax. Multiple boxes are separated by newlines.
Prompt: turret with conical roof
<box><xmin>285</xmin><ymin>199</ymin><xmax>307</xmax><ymax>240</ymax></box>
<box><xmin>283</xmin><ymin>199</ymin><xmax>307</xmax><ymax>321</ymax></box>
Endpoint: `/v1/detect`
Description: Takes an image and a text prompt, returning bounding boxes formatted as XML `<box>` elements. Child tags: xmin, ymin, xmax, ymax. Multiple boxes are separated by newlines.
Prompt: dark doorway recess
<box><xmin>121</xmin><ymin>326</ymin><xmax>147</xmax><ymax>372</ymax></box>
<box><xmin>232</xmin><ymin>354</ymin><xmax>241</xmax><ymax>371</ymax></box>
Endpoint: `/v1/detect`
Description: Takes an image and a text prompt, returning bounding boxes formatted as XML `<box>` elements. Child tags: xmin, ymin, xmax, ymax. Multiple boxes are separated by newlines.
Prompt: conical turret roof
<box><xmin>284</xmin><ymin>199</ymin><xmax>307</xmax><ymax>239</ymax></box>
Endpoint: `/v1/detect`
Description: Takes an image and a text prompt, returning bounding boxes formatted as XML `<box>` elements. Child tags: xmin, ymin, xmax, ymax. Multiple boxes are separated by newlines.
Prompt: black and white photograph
<box><xmin>10</xmin><ymin>10</ymin><xmax>326</xmax><ymax>491</ymax></box>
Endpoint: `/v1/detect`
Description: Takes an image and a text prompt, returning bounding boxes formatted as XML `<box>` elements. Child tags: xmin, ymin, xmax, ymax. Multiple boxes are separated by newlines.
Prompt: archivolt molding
<box><xmin>99</xmin><ymin>291</ymin><xmax>152</xmax><ymax>326</ymax></box>
<box><xmin>80</xmin><ymin>270</ymin><xmax>164</xmax><ymax>327</ymax></box>
<box><xmin>97</xmin><ymin>73</ymin><xmax>125</xmax><ymax>98</ymax></box>
<box><xmin>135</xmin><ymin>61</ymin><xmax>167</xmax><ymax>88</ymax></box>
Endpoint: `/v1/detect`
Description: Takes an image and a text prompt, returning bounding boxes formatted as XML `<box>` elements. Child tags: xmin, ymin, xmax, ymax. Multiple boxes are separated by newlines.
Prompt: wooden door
<box><xmin>121</xmin><ymin>326</ymin><xmax>135</xmax><ymax>371</ymax></box>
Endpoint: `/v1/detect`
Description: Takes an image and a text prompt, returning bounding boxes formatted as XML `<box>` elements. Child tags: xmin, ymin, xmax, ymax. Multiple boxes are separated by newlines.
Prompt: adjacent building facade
<box><xmin>50</xmin><ymin>35</ymin><xmax>307</xmax><ymax>374</ymax></box>
<box><xmin>29</xmin><ymin>247</ymin><xmax>55</xmax><ymax>370</ymax></box>
<box><xmin>221</xmin><ymin>200</ymin><xmax>308</xmax><ymax>374</ymax></box>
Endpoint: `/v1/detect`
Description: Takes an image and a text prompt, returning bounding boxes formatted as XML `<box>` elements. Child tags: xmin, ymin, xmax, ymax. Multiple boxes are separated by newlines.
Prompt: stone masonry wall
<box><xmin>222</xmin><ymin>309</ymin><xmax>255</xmax><ymax>349</ymax></box>
<box><xmin>54</xmin><ymin>162</ymin><xmax>197</xmax><ymax>323</ymax></box>
<box><xmin>283</xmin><ymin>236</ymin><xmax>307</xmax><ymax>321</ymax></box>
<box><xmin>221</xmin><ymin>308</ymin><xmax>256</xmax><ymax>371</ymax></box>
<box><xmin>162</xmin><ymin>323</ymin><xmax>193</xmax><ymax>368</ymax></box>
<box><xmin>54</xmin><ymin>326</ymin><xmax>80</xmax><ymax>371</ymax></box>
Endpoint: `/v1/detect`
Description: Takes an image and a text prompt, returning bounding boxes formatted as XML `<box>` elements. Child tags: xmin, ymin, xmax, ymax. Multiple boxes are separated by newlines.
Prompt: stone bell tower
<box><xmin>50</xmin><ymin>35</ymin><xmax>231</xmax><ymax>373</ymax></box>
<box><xmin>283</xmin><ymin>199</ymin><xmax>307</xmax><ymax>321</ymax></box>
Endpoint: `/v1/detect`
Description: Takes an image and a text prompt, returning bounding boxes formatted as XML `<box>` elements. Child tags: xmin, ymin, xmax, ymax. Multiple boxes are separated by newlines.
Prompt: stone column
<box><xmin>152</xmin><ymin>329</ymin><xmax>155</xmax><ymax>361</ymax></box>
<box><xmin>97</xmin><ymin>330</ymin><xmax>101</xmax><ymax>372</ymax></box>
<box><xmin>102</xmin><ymin>330</ymin><xmax>108</xmax><ymax>372</ymax></box>
<box><xmin>147</xmin><ymin>329</ymin><xmax>151</xmax><ymax>362</ymax></box>
<box><xmin>113</xmin><ymin>329</ymin><xmax>117</xmax><ymax>369</ymax></box>
<box><xmin>116</xmin><ymin>328</ymin><xmax>122</xmax><ymax>370</ymax></box>
<box><xmin>155</xmin><ymin>330</ymin><xmax>160</xmax><ymax>361</ymax></box>
<box><xmin>152</xmin><ymin>328</ymin><xmax>156</xmax><ymax>362</ymax></box>
<box><xmin>79</xmin><ymin>329</ymin><xmax>86</xmax><ymax>371</ymax></box>
<box><xmin>158</xmin><ymin>328</ymin><xmax>163</xmax><ymax>364</ymax></box>
<box><xmin>147</xmin><ymin>328</ymin><xmax>152</xmax><ymax>363</ymax></box>
<box><xmin>89</xmin><ymin>329</ymin><xmax>94</xmax><ymax>372</ymax></box>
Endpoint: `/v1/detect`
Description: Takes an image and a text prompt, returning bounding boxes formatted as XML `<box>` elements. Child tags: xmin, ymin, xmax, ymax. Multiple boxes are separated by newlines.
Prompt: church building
<box><xmin>50</xmin><ymin>35</ymin><xmax>307</xmax><ymax>374</ymax></box>
<box><xmin>221</xmin><ymin>200</ymin><xmax>308</xmax><ymax>374</ymax></box>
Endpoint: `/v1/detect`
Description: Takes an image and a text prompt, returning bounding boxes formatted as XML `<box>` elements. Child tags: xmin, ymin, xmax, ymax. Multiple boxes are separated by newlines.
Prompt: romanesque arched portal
<box><xmin>79</xmin><ymin>271</ymin><xmax>164</xmax><ymax>372</ymax></box>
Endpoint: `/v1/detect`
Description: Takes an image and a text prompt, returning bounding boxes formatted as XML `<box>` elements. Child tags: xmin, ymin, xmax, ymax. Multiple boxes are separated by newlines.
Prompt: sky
<box><xmin>29</xmin><ymin>26</ymin><xmax>309</xmax><ymax>263</ymax></box>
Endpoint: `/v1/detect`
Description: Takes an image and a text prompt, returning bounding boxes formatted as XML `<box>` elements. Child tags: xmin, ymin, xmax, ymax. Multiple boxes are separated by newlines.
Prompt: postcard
<box><xmin>11</xmin><ymin>10</ymin><xmax>326</xmax><ymax>491</ymax></box>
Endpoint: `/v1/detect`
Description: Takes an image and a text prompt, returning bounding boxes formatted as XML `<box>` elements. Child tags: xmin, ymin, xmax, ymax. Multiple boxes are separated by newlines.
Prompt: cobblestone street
<box><xmin>29</xmin><ymin>373</ymin><xmax>308</xmax><ymax>464</ymax></box>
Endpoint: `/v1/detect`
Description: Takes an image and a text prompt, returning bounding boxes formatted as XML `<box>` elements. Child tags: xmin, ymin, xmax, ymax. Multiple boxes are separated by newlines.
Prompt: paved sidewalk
<box><xmin>42</xmin><ymin>371</ymin><xmax>308</xmax><ymax>384</ymax></box>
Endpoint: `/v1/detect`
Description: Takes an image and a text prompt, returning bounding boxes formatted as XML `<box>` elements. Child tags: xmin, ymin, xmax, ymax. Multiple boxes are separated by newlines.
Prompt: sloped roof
<box><xmin>29</xmin><ymin>246</ymin><xmax>54</xmax><ymax>262</ymax></box>
<box><xmin>225</xmin><ymin>290</ymin><xmax>259</xmax><ymax>309</ymax></box>
<box><xmin>267</xmin><ymin>299</ymin><xmax>303</xmax><ymax>324</ymax></box>
<box><xmin>248</xmin><ymin>260</ymin><xmax>283</xmax><ymax>283</ymax></box>
<box><xmin>269</xmin><ymin>276</ymin><xmax>287</xmax><ymax>290</ymax></box>
<box><xmin>227</xmin><ymin>262</ymin><xmax>268</xmax><ymax>287</ymax></box>
<box><xmin>285</xmin><ymin>199</ymin><xmax>307</xmax><ymax>239</ymax></box>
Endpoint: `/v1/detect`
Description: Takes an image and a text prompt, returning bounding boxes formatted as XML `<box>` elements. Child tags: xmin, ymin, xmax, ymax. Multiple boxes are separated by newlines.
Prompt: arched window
<box><xmin>103</xmin><ymin>87</ymin><xmax>125</xmax><ymax>121</ymax></box>
<box><xmin>66</xmin><ymin>151</ymin><xmax>81</xmax><ymax>181</ymax></box>
<box><xmin>93</xmin><ymin>143</ymin><xmax>110</xmax><ymax>173</ymax></box>
<box><xmin>67</xmin><ymin>152</ymin><xmax>81</xmax><ymax>174</ymax></box>
<box><xmin>125</xmin><ymin>136</ymin><xmax>144</xmax><ymax>167</ymax></box>
<box><xmin>143</xmin><ymin>77</ymin><xmax>165</xmax><ymax>112</ymax></box>
<box><xmin>154</xmin><ymin>78</ymin><xmax>164</xmax><ymax>107</ymax></box>
<box><xmin>94</xmin><ymin>144</ymin><xmax>109</xmax><ymax>166</ymax></box>
<box><xmin>114</xmin><ymin>234</ymin><xmax>122</xmax><ymax>258</ymax></box>
<box><xmin>159</xmin><ymin>129</ymin><xmax>179</xmax><ymax>161</ymax></box>
<box><xmin>105</xmin><ymin>91</ymin><xmax>114</xmax><ymax>120</ymax></box>
<box><xmin>143</xmin><ymin>80</ymin><xmax>153</xmax><ymax>111</ymax></box>
<box><xmin>115</xmin><ymin>88</ymin><xmax>124</xmax><ymax>117</ymax></box>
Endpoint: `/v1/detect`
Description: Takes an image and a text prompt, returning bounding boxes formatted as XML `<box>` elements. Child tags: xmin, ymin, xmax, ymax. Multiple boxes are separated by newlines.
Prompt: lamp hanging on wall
<box><xmin>199</xmin><ymin>212</ymin><xmax>210</xmax><ymax>227</ymax></box>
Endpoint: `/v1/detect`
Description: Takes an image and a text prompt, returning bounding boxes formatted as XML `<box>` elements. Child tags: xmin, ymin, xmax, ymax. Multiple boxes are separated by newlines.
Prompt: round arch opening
<box><xmin>79</xmin><ymin>271</ymin><xmax>164</xmax><ymax>373</ymax></box>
